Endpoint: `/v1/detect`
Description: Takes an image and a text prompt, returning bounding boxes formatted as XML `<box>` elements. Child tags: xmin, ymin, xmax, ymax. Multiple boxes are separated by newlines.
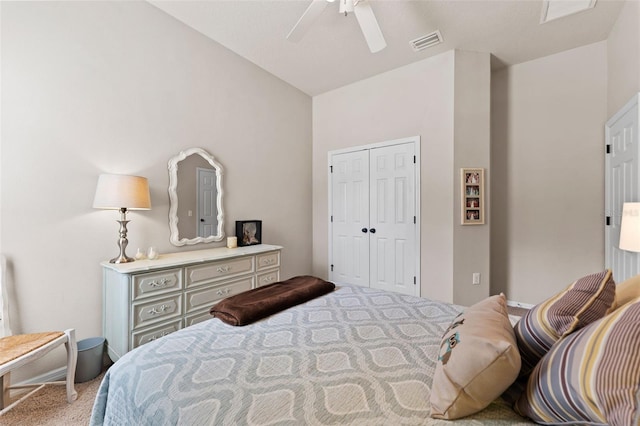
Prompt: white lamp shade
<box><xmin>619</xmin><ymin>202</ymin><xmax>640</xmax><ymax>252</ymax></box>
<box><xmin>93</xmin><ymin>174</ymin><xmax>151</xmax><ymax>210</ymax></box>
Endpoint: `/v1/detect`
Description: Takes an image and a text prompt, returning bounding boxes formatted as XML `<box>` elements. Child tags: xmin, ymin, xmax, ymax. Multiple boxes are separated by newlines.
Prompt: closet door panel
<box><xmin>331</xmin><ymin>150</ymin><xmax>370</xmax><ymax>287</ymax></box>
<box><xmin>370</xmin><ymin>144</ymin><xmax>416</xmax><ymax>295</ymax></box>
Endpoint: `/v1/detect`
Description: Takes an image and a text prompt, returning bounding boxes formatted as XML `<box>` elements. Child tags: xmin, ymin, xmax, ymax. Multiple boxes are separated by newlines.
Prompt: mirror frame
<box><xmin>168</xmin><ymin>147</ymin><xmax>225</xmax><ymax>246</ymax></box>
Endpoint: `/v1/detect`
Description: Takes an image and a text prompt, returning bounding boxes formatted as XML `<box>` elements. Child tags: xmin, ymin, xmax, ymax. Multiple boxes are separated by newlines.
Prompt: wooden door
<box><xmin>330</xmin><ymin>150</ymin><xmax>370</xmax><ymax>288</ymax></box>
<box><xmin>605</xmin><ymin>94</ymin><xmax>640</xmax><ymax>281</ymax></box>
<box><xmin>329</xmin><ymin>138</ymin><xmax>418</xmax><ymax>296</ymax></box>
<box><xmin>197</xmin><ymin>167</ymin><xmax>218</xmax><ymax>238</ymax></box>
<box><xmin>369</xmin><ymin>143</ymin><xmax>416</xmax><ymax>295</ymax></box>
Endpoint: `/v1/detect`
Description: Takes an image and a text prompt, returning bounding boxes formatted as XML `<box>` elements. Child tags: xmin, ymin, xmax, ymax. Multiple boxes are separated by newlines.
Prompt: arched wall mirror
<box><xmin>168</xmin><ymin>147</ymin><xmax>224</xmax><ymax>246</ymax></box>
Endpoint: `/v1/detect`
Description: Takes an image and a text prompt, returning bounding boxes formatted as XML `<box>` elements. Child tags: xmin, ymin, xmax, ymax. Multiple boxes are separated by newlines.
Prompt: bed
<box><xmin>90</xmin><ymin>284</ymin><xmax>534</xmax><ymax>425</ymax></box>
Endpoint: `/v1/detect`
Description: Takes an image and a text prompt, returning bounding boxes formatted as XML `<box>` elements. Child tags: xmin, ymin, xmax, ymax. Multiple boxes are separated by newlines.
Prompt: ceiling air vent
<box><xmin>409</xmin><ymin>30</ymin><xmax>443</xmax><ymax>52</ymax></box>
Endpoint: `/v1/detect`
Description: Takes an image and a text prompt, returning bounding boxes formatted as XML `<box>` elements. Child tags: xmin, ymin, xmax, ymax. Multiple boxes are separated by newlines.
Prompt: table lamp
<box><xmin>93</xmin><ymin>174</ymin><xmax>151</xmax><ymax>263</ymax></box>
<box><xmin>619</xmin><ymin>202</ymin><xmax>640</xmax><ymax>253</ymax></box>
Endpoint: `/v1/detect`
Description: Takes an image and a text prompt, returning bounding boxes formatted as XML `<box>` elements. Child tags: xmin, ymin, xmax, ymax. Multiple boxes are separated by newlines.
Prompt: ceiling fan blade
<box><xmin>287</xmin><ymin>0</ymin><xmax>329</xmax><ymax>42</ymax></box>
<box><xmin>353</xmin><ymin>1</ymin><xmax>386</xmax><ymax>53</ymax></box>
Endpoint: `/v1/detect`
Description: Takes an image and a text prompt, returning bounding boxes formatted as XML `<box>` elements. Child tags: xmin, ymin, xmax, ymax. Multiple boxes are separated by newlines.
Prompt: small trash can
<box><xmin>75</xmin><ymin>337</ymin><xmax>105</xmax><ymax>383</ymax></box>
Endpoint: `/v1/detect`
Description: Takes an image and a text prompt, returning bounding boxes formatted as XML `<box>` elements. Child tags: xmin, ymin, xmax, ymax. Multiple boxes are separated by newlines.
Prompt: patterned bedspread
<box><xmin>90</xmin><ymin>285</ymin><xmax>534</xmax><ymax>425</ymax></box>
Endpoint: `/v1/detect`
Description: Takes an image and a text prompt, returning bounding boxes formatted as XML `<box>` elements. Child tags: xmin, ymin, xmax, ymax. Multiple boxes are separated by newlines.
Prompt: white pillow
<box><xmin>430</xmin><ymin>294</ymin><xmax>521</xmax><ymax>420</ymax></box>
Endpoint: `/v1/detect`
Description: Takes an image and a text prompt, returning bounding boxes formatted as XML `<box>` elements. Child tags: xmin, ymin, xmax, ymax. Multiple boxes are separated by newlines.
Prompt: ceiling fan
<box><xmin>287</xmin><ymin>0</ymin><xmax>387</xmax><ymax>53</ymax></box>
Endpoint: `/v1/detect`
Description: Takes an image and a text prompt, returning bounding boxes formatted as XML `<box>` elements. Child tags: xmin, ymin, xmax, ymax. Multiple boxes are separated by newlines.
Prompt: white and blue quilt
<box><xmin>90</xmin><ymin>285</ymin><xmax>533</xmax><ymax>425</ymax></box>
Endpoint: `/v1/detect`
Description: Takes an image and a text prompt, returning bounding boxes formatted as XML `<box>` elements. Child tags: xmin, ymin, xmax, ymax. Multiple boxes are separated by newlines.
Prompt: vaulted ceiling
<box><xmin>149</xmin><ymin>0</ymin><xmax>624</xmax><ymax>96</ymax></box>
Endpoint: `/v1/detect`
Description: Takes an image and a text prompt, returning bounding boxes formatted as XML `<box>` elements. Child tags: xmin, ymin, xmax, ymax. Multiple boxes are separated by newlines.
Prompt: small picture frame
<box><xmin>236</xmin><ymin>220</ymin><xmax>262</xmax><ymax>246</ymax></box>
<box><xmin>461</xmin><ymin>168</ymin><xmax>485</xmax><ymax>225</ymax></box>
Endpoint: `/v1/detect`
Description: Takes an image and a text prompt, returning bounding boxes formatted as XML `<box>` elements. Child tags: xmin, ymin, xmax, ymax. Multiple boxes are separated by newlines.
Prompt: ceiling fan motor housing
<box><xmin>339</xmin><ymin>0</ymin><xmax>355</xmax><ymax>15</ymax></box>
<box><xmin>288</xmin><ymin>0</ymin><xmax>386</xmax><ymax>53</ymax></box>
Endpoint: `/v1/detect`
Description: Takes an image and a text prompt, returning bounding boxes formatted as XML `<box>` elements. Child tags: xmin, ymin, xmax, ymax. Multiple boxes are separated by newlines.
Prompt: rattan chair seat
<box><xmin>0</xmin><ymin>332</ymin><xmax>64</xmax><ymax>366</ymax></box>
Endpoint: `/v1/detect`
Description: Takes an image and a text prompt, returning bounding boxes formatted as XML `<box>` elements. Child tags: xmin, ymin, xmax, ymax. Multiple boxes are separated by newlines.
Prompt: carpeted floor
<box><xmin>0</xmin><ymin>369</ymin><xmax>105</xmax><ymax>426</ymax></box>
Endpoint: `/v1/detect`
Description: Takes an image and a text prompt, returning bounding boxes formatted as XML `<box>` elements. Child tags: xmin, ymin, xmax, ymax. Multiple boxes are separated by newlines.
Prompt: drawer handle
<box><xmin>262</xmin><ymin>276</ymin><xmax>275</xmax><ymax>283</ymax></box>
<box><xmin>261</xmin><ymin>258</ymin><xmax>275</xmax><ymax>265</ymax></box>
<box><xmin>149</xmin><ymin>278</ymin><xmax>170</xmax><ymax>288</ymax></box>
<box><xmin>216</xmin><ymin>288</ymin><xmax>231</xmax><ymax>296</ymax></box>
<box><xmin>148</xmin><ymin>304</ymin><xmax>168</xmax><ymax>315</ymax></box>
<box><xmin>216</xmin><ymin>266</ymin><xmax>230</xmax><ymax>273</ymax></box>
<box><xmin>149</xmin><ymin>331</ymin><xmax>171</xmax><ymax>341</ymax></box>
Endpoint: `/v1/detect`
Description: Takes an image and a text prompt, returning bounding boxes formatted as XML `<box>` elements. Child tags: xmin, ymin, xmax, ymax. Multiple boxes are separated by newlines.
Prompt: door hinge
<box><xmin>413</xmin><ymin>276</ymin><xmax>416</xmax><ymax>285</ymax></box>
<box><xmin>331</xmin><ymin>264</ymin><xmax>334</xmax><ymax>272</ymax></box>
<box><xmin>330</xmin><ymin>215</ymin><xmax>333</xmax><ymax>222</ymax></box>
<box><xmin>330</xmin><ymin>165</ymin><xmax>333</xmax><ymax>173</ymax></box>
<box><xmin>413</xmin><ymin>155</ymin><xmax>416</xmax><ymax>164</ymax></box>
<box><xmin>606</xmin><ymin>216</ymin><xmax>611</xmax><ymax>226</ymax></box>
<box><xmin>606</xmin><ymin>144</ymin><xmax>611</xmax><ymax>154</ymax></box>
<box><xmin>414</xmin><ymin>216</ymin><xmax>416</xmax><ymax>224</ymax></box>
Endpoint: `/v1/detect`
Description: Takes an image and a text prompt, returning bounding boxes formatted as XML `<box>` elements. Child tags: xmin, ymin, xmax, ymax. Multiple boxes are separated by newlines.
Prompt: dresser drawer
<box><xmin>102</xmin><ymin>246</ymin><xmax>282</xmax><ymax>361</ymax></box>
<box><xmin>185</xmin><ymin>276</ymin><xmax>254</xmax><ymax>314</ymax></box>
<box><xmin>185</xmin><ymin>309</ymin><xmax>213</xmax><ymax>327</ymax></box>
<box><xmin>132</xmin><ymin>268</ymin><xmax>182</xmax><ymax>300</ymax></box>
<box><xmin>132</xmin><ymin>294</ymin><xmax>182</xmax><ymax>330</ymax></box>
<box><xmin>256</xmin><ymin>251</ymin><xmax>280</xmax><ymax>271</ymax></box>
<box><xmin>185</xmin><ymin>257</ymin><xmax>254</xmax><ymax>287</ymax></box>
<box><xmin>132</xmin><ymin>319</ymin><xmax>182</xmax><ymax>348</ymax></box>
<box><xmin>256</xmin><ymin>269</ymin><xmax>280</xmax><ymax>287</ymax></box>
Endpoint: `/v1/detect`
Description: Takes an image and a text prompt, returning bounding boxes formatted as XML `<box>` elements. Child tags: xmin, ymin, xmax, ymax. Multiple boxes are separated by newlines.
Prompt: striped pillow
<box><xmin>513</xmin><ymin>270</ymin><xmax>615</xmax><ymax>377</ymax></box>
<box><xmin>515</xmin><ymin>298</ymin><xmax>640</xmax><ymax>426</ymax></box>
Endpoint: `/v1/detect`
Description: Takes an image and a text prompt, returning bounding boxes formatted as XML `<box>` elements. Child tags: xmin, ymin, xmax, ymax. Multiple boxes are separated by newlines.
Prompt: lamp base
<box><xmin>109</xmin><ymin>216</ymin><xmax>135</xmax><ymax>264</ymax></box>
<box><xmin>109</xmin><ymin>255</ymin><xmax>135</xmax><ymax>264</ymax></box>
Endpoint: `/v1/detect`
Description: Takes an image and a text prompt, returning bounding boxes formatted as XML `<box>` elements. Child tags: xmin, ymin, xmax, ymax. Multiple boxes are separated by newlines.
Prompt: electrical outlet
<box><xmin>472</xmin><ymin>273</ymin><xmax>481</xmax><ymax>285</ymax></box>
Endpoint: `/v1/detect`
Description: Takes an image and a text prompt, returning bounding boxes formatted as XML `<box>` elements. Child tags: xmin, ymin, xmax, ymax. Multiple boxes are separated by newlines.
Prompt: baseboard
<box><xmin>507</xmin><ymin>300</ymin><xmax>535</xmax><ymax>309</ymax></box>
<box><xmin>16</xmin><ymin>366</ymin><xmax>66</xmax><ymax>386</ymax></box>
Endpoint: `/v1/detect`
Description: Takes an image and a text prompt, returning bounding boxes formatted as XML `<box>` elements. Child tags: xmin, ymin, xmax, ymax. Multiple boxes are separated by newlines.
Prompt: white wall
<box><xmin>452</xmin><ymin>51</ymin><xmax>492</xmax><ymax>306</ymax></box>
<box><xmin>2</xmin><ymin>0</ymin><xmax>632</xmax><ymax>384</ymax></box>
<box><xmin>1</xmin><ymin>1</ymin><xmax>312</xmax><ymax>380</ymax></box>
<box><xmin>312</xmin><ymin>50</ymin><xmax>491</xmax><ymax>304</ymax></box>
<box><xmin>313</xmin><ymin>51</ymin><xmax>454</xmax><ymax>302</ymax></box>
<box><xmin>491</xmin><ymin>41</ymin><xmax>608</xmax><ymax>304</ymax></box>
<box><xmin>607</xmin><ymin>0</ymin><xmax>640</xmax><ymax>118</ymax></box>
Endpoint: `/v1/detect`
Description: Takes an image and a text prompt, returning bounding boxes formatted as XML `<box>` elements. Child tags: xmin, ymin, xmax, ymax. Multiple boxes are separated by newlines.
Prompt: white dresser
<box><xmin>102</xmin><ymin>244</ymin><xmax>282</xmax><ymax>361</ymax></box>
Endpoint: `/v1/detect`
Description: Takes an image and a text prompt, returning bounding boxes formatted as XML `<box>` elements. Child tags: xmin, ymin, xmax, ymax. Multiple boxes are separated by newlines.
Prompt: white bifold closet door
<box><xmin>330</xmin><ymin>141</ymin><xmax>417</xmax><ymax>296</ymax></box>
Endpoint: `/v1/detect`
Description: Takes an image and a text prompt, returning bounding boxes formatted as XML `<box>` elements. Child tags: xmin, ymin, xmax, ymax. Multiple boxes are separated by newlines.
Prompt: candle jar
<box><xmin>227</xmin><ymin>236</ymin><xmax>238</xmax><ymax>249</ymax></box>
<box><xmin>135</xmin><ymin>248</ymin><xmax>146</xmax><ymax>260</ymax></box>
<box><xmin>147</xmin><ymin>246</ymin><xmax>159</xmax><ymax>260</ymax></box>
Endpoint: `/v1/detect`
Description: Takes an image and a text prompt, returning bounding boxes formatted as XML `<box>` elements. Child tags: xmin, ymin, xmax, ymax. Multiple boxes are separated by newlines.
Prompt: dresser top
<box><xmin>101</xmin><ymin>244</ymin><xmax>282</xmax><ymax>273</ymax></box>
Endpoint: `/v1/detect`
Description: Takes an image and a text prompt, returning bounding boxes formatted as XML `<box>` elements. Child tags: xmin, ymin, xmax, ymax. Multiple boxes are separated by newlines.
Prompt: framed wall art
<box><xmin>236</xmin><ymin>220</ymin><xmax>262</xmax><ymax>246</ymax></box>
<box><xmin>461</xmin><ymin>168</ymin><xmax>485</xmax><ymax>225</ymax></box>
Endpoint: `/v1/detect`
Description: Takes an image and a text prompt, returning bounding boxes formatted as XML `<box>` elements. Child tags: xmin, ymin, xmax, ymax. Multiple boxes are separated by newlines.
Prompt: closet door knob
<box><xmin>361</xmin><ymin>228</ymin><xmax>368</xmax><ymax>233</ymax></box>
<box><xmin>370</xmin><ymin>228</ymin><xmax>376</xmax><ymax>234</ymax></box>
